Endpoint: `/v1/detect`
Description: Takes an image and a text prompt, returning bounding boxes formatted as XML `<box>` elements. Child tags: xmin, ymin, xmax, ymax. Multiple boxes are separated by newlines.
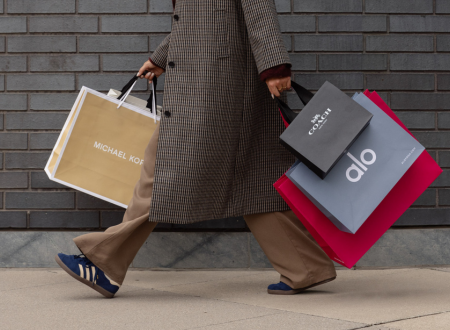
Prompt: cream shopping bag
<box><xmin>45</xmin><ymin>73</ymin><xmax>161</xmax><ymax>208</ymax></box>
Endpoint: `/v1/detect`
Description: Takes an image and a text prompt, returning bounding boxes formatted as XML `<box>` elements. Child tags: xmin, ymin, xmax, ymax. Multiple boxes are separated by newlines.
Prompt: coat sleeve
<box><xmin>240</xmin><ymin>0</ymin><xmax>291</xmax><ymax>75</ymax></box>
<box><xmin>259</xmin><ymin>63</ymin><xmax>292</xmax><ymax>82</ymax></box>
<box><xmin>148</xmin><ymin>33</ymin><xmax>171</xmax><ymax>70</ymax></box>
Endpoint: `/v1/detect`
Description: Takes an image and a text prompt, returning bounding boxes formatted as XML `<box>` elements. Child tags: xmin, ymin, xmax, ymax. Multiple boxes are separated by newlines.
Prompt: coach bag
<box><xmin>277</xmin><ymin>81</ymin><xmax>373</xmax><ymax>179</ymax></box>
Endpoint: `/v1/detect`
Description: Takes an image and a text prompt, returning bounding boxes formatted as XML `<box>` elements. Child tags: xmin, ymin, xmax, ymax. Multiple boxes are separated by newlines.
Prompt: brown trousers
<box><xmin>73</xmin><ymin>123</ymin><xmax>336</xmax><ymax>288</ymax></box>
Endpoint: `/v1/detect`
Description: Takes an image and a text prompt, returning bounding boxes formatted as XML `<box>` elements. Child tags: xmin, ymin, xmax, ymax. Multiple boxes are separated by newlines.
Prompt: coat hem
<box><xmin>148</xmin><ymin>201</ymin><xmax>292</xmax><ymax>224</ymax></box>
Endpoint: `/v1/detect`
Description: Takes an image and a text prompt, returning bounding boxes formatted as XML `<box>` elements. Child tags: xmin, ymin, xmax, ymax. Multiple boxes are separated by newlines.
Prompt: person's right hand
<box><xmin>266</xmin><ymin>76</ymin><xmax>291</xmax><ymax>98</ymax></box>
<box><xmin>137</xmin><ymin>60</ymin><xmax>165</xmax><ymax>84</ymax></box>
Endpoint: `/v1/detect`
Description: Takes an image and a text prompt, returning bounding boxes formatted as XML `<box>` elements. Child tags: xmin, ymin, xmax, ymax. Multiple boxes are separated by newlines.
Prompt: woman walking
<box><xmin>55</xmin><ymin>0</ymin><xmax>336</xmax><ymax>298</ymax></box>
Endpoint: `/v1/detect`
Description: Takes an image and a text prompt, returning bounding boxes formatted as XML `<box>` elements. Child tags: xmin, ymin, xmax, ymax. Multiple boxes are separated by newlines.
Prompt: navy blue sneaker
<box><xmin>55</xmin><ymin>253</ymin><xmax>120</xmax><ymax>298</ymax></box>
<box><xmin>267</xmin><ymin>276</ymin><xmax>336</xmax><ymax>295</ymax></box>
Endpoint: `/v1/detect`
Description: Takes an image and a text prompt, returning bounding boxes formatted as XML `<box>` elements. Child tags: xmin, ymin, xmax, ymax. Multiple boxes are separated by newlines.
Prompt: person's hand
<box><xmin>266</xmin><ymin>76</ymin><xmax>291</xmax><ymax>98</ymax></box>
<box><xmin>137</xmin><ymin>60</ymin><xmax>165</xmax><ymax>84</ymax></box>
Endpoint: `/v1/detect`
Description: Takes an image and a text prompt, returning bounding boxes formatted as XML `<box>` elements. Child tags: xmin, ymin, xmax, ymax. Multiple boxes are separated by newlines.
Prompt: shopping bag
<box><xmin>274</xmin><ymin>90</ymin><xmax>442</xmax><ymax>268</ymax></box>
<box><xmin>276</xmin><ymin>81</ymin><xmax>373</xmax><ymax>179</ymax></box>
<box><xmin>285</xmin><ymin>92</ymin><xmax>424</xmax><ymax>234</ymax></box>
<box><xmin>45</xmin><ymin>71</ymin><xmax>161</xmax><ymax>208</ymax></box>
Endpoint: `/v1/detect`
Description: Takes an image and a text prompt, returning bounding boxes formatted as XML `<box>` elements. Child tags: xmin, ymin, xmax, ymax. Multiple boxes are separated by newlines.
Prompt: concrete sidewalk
<box><xmin>1</xmin><ymin>268</ymin><xmax>450</xmax><ymax>329</ymax></box>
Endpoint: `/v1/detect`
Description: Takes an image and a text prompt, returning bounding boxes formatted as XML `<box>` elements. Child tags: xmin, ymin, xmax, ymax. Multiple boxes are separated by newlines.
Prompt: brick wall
<box><xmin>0</xmin><ymin>0</ymin><xmax>449</xmax><ymax>232</ymax></box>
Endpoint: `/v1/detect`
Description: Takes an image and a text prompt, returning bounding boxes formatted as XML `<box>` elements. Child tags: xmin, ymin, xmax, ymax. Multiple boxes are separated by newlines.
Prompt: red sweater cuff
<box><xmin>259</xmin><ymin>63</ymin><xmax>292</xmax><ymax>82</ymax></box>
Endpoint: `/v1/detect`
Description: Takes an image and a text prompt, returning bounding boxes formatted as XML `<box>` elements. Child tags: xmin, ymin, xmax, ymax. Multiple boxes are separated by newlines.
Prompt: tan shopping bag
<box><xmin>45</xmin><ymin>76</ymin><xmax>160</xmax><ymax>208</ymax></box>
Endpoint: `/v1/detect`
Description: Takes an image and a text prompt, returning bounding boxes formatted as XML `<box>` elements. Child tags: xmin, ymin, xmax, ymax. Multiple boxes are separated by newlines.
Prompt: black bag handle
<box><xmin>274</xmin><ymin>81</ymin><xmax>314</xmax><ymax>125</ymax></box>
<box><xmin>117</xmin><ymin>70</ymin><xmax>158</xmax><ymax>113</ymax></box>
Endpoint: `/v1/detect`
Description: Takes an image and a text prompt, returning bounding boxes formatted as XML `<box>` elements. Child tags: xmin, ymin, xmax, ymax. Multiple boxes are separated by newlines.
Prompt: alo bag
<box><xmin>286</xmin><ymin>92</ymin><xmax>424</xmax><ymax>234</ymax></box>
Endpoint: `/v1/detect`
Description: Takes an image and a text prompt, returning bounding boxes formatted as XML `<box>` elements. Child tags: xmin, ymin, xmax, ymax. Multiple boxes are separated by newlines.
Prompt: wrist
<box><xmin>148</xmin><ymin>57</ymin><xmax>165</xmax><ymax>71</ymax></box>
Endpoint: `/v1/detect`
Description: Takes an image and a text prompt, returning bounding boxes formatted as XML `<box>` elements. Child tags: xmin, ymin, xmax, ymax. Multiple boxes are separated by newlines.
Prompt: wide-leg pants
<box><xmin>73</xmin><ymin>122</ymin><xmax>336</xmax><ymax>288</ymax></box>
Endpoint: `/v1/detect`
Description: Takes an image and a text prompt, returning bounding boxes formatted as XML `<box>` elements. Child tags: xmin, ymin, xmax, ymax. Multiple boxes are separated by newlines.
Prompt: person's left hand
<box><xmin>266</xmin><ymin>76</ymin><xmax>291</xmax><ymax>98</ymax></box>
<box><xmin>137</xmin><ymin>60</ymin><xmax>165</xmax><ymax>84</ymax></box>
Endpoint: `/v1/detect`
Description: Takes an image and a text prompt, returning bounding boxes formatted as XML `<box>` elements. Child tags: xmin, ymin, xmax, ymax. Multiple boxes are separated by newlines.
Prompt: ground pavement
<box><xmin>1</xmin><ymin>267</ymin><xmax>450</xmax><ymax>329</ymax></box>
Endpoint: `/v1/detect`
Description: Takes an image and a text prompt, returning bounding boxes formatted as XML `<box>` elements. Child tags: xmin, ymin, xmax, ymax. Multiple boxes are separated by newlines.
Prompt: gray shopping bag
<box><xmin>286</xmin><ymin>92</ymin><xmax>425</xmax><ymax>234</ymax></box>
<box><xmin>278</xmin><ymin>81</ymin><xmax>373</xmax><ymax>179</ymax></box>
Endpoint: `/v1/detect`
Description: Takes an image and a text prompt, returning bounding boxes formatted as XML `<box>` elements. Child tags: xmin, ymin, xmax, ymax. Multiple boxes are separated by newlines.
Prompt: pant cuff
<box><xmin>280</xmin><ymin>269</ymin><xmax>337</xmax><ymax>290</ymax></box>
<box><xmin>73</xmin><ymin>237</ymin><xmax>125</xmax><ymax>286</ymax></box>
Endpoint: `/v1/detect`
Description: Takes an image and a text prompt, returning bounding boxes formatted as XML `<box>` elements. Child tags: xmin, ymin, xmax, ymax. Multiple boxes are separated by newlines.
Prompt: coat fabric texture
<box><xmin>148</xmin><ymin>0</ymin><xmax>295</xmax><ymax>224</ymax></box>
<box><xmin>152</xmin><ymin>1</ymin><xmax>292</xmax><ymax>82</ymax></box>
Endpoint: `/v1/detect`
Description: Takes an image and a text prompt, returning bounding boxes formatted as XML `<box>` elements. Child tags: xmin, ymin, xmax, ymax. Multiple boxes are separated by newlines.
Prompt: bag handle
<box><xmin>274</xmin><ymin>81</ymin><xmax>314</xmax><ymax>125</ymax></box>
<box><xmin>117</xmin><ymin>70</ymin><xmax>158</xmax><ymax>113</ymax></box>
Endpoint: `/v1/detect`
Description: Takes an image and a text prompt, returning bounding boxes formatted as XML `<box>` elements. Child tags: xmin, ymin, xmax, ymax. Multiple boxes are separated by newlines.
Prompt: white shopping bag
<box><xmin>45</xmin><ymin>72</ymin><xmax>161</xmax><ymax>208</ymax></box>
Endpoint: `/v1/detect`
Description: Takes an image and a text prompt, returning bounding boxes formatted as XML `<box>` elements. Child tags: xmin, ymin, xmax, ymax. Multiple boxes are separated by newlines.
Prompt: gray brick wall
<box><xmin>0</xmin><ymin>0</ymin><xmax>449</xmax><ymax>231</ymax></box>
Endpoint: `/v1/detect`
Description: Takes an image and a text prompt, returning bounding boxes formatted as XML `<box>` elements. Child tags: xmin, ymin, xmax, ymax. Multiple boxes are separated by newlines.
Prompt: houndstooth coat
<box><xmin>148</xmin><ymin>0</ymin><xmax>294</xmax><ymax>224</ymax></box>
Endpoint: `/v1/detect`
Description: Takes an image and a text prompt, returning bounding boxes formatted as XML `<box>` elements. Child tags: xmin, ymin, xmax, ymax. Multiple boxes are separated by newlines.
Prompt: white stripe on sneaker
<box><xmin>79</xmin><ymin>264</ymin><xmax>84</xmax><ymax>279</ymax></box>
<box><xmin>86</xmin><ymin>266</ymin><xmax>91</xmax><ymax>282</ymax></box>
<box><xmin>92</xmin><ymin>267</ymin><xmax>97</xmax><ymax>284</ymax></box>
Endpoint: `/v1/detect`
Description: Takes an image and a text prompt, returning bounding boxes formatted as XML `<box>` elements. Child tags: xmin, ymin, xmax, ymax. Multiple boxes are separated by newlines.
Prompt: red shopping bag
<box><xmin>274</xmin><ymin>91</ymin><xmax>442</xmax><ymax>268</ymax></box>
